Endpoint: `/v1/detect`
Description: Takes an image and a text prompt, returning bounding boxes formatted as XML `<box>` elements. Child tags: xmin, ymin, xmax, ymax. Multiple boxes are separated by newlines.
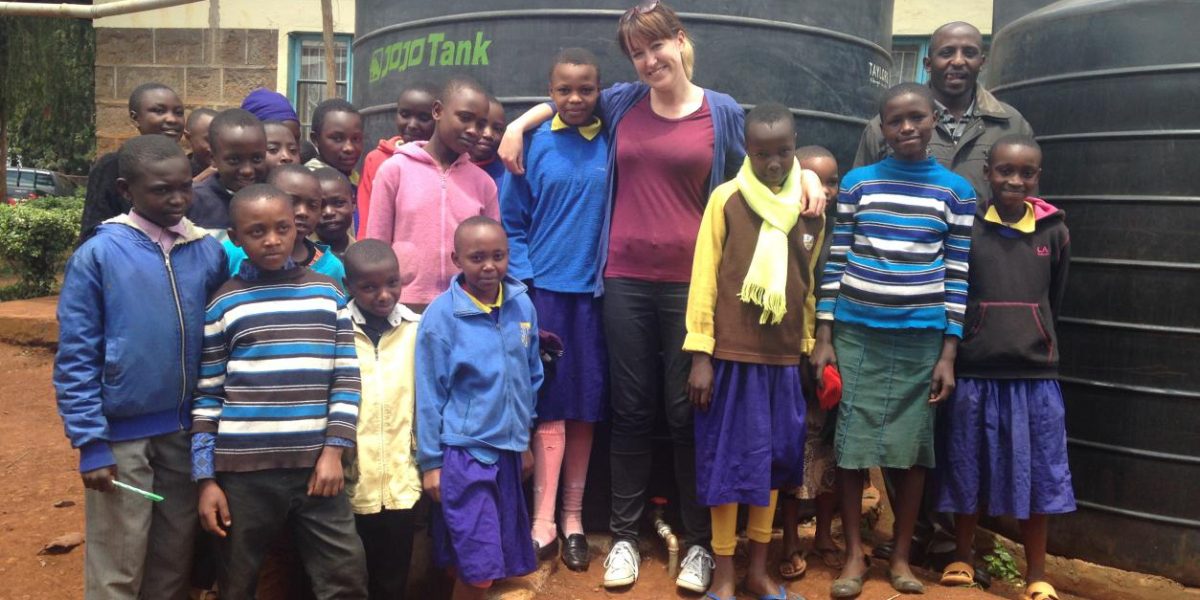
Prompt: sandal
<box><xmin>705</xmin><ymin>593</ymin><xmax>735</xmax><ymax>600</ymax></box>
<box><xmin>807</xmin><ymin>544</ymin><xmax>846</xmax><ymax>569</ymax></box>
<box><xmin>779</xmin><ymin>549</ymin><xmax>808</xmax><ymax>580</ymax></box>
<box><xmin>940</xmin><ymin>561</ymin><xmax>975</xmax><ymax>586</ymax></box>
<box><xmin>753</xmin><ymin>583</ymin><xmax>805</xmax><ymax>599</ymax></box>
<box><xmin>1023</xmin><ymin>581</ymin><xmax>1061</xmax><ymax>600</ymax></box>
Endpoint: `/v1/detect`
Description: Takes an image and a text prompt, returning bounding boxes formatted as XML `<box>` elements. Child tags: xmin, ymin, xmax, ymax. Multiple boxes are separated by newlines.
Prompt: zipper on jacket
<box><xmin>162</xmin><ymin>251</ymin><xmax>189</xmax><ymax>429</ymax></box>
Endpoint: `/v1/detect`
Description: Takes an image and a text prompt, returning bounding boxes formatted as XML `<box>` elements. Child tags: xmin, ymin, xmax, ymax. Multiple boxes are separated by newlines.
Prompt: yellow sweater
<box><xmin>345</xmin><ymin>300</ymin><xmax>422</xmax><ymax>514</ymax></box>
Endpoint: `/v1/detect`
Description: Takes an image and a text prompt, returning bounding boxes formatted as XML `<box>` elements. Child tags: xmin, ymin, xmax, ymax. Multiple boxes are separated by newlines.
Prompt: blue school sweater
<box><xmin>191</xmin><ymin>265</ymin><xmax>360</xmax><ymax>475</ymax></box>
<box><xmin>500</xmin><ymin>120</ymin><xmax>609</xmax><ymax>293</ymax></box>
<box><xmin>415</xmin><ymin>275</ymin><xmax>543</xmax><ymax>472</ymax></box>
<box><xmin>816</xmin><ymin>156</ymin><xmax>976</xmax><ymax>337</ymax></box>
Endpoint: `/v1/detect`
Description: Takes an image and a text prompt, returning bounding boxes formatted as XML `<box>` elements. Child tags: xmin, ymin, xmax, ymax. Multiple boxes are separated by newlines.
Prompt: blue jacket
<box><xmin>586</xmin><ymin>82</ymin><xmax>746</xmax><ymax>295</ymax></box>
<box><xmin>54</xmin><ymin>216</ymin><xmax>228</xmax><ymax>471</ymax></box>
<box><xmin>415</xmin><ymin>275</ymin><xmax>543</xmax><ymax>472</ymax></box>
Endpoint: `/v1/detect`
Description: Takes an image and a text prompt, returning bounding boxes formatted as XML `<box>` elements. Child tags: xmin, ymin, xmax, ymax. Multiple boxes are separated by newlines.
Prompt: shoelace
<box><xmin>680</xmin><ymin>547</ymin><xmax>715</xmax><ymax>574</ymax></box>
<box><xmin>604</xmin><ymin>543</ymin><xmax>636</xmax><ymax>569</ymax></box>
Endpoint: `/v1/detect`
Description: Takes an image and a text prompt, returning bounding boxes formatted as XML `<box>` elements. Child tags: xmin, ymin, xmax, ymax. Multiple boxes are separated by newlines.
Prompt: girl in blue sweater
<box><xmin>811</xmin><ymin>83</ymin><xmax>977</xmax><ymax>598</ymax></box>
<box><xmin>500</xmin><ymin>48</ymin><xmax>610</xmax><ymax>571</ymax></box>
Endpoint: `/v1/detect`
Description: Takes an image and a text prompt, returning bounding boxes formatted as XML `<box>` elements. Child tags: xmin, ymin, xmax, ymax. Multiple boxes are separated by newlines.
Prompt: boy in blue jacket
<box><xmin>54</xmin><ymin>134</ymin><xmax>228</xmax><ymax>599</ymax></box>
<box><xmin>416</xmin><ymin>216</ymin><xmax>543</xmax><ymax>599</ymax></box>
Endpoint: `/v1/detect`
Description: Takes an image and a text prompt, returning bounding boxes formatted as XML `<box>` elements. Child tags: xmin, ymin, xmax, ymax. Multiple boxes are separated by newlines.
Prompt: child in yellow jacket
<box><xmin>342</xmin><ymin>239</ymin><xmax>423</xmax><ymax>598</ymax></box>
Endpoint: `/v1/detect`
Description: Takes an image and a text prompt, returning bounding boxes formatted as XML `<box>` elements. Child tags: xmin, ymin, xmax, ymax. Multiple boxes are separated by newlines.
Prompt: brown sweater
<box><xmin>684</xmin><ymin>181</ymin><xmax>826</xmax><ymax>366</ymax></box>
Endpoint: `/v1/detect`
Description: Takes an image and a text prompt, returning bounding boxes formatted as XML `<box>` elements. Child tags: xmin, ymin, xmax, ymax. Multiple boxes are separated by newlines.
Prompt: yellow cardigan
<box><xmin>345</xmin><ymin>300</ymin><xmax>423</xmax><ymax>514</ymax></box>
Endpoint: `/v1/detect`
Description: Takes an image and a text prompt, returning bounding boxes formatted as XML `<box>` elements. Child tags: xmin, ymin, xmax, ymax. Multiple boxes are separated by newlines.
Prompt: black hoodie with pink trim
<box><xmin>956</xmin><ymin>196</ymin><xmax>1071</xmax><ymax>380</ymax></box>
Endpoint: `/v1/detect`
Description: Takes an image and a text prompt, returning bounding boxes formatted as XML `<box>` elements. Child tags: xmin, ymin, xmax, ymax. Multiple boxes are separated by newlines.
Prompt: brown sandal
<box><xmin>940</xmin><ymin>561</ymin><xmax>975</xmax><ymax>586</ymax></box>
<box><xmin>1023</xmin><ymin>581</ymin><xmax>1061</xmax><ymax>600</ymax></box>
<box><xmin>779</xmin><ymin>550</ymin><xmax>808</xmax><ymax>580</ymax></box>
<box><xmin>806</xmin><ymin>545</ymin><xmax>846</xmax><ymax>569</ymax></box>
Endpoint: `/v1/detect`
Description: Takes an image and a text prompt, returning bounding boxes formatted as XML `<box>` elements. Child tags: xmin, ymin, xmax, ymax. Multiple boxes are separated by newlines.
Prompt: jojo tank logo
<box><xmin>370</xmin><ymin>32</ymin><xmax>492</xmax><ymax>82</ymax></box>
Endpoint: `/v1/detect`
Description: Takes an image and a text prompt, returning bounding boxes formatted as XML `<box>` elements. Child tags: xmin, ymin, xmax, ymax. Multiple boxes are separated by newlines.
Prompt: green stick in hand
<box><xmin>113</xmin><ymin>480</ymin><xmax>164</xmax><ymax>502</ymax></box>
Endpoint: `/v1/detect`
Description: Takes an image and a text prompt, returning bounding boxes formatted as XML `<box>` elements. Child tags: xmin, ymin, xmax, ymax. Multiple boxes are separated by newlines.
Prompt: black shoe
<box><xmin>561</xmin><ymin>534</ymin><xmax>589</xmax><ymax>572</ymax></box>
<box><xmin>534</xmin><ymin>537</ymin><xmax>559</xmax><ymax>561</ymax></box>
<box><xmin>871</xmin><ymin>539</ymin><xmax>894</xmax><ymax>560</ymax></box>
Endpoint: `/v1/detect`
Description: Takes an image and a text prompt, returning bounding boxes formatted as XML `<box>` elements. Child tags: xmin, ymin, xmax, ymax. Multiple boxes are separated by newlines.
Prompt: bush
<box><xmin>0</xmin><ymin>195</ymin><xmax>82</xmax><ymax>299</ymax></box>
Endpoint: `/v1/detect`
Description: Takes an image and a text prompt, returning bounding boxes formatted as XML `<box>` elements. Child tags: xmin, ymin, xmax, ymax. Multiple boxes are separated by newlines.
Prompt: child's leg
<box><xmin>560</xmin><ymin>420</ymin><xmax>595</xmax><ymax>536</ymax></box>
<box><xmin>214</xmin><ymin>471</ymin><xmax>294</xmax><ymax>599</ymax></box>
<box><xmin>743</xmin><ymin>491</ymin><xmax>782</xmax><ymax>596</ymax></box>
<box><xmin>531</xmin><ymin>420</ymin><xmax>566</xmax><ymax>547</ymax></box>
<box><xmin>836</xmin><ymin>468</ymin><xmax>870</xmax><ymax>581</ymax></box>
<box><xmin>814</xmin><ymin>489</ymin><xmax>840</xmax><ymax>551</ymax></box>
<box><xmin>954</xmin><ymin>511</ymin><xmax>980</xmax><ymax>564</ymax></box>
<box><xmin>1020</xmin><ymin>514</ymin><xmax>1049</xmax><ymax>583</ymax></box>
<box><xmin>355</xmin><ymin>509</ymin><xmax>416</xmax><ymax>599</ymax></box>
<box><xmin>451</xmin><ymin>578</ymin><xmax>491</xmax><ymax>600</ymax></box>
<box><xmin>780</xmin><ymin>493</ymin><xmax>804</xmax><ymax>569</ymax></box>
<box><xmin>710</xmin><ymin>503</ymin><xmax>739</xmax><ymax>596</ymax></box>
<box><xmin>140</xmin><ymin>432</ymin><xmax>199</xmax><ymax>598</ymax></box>
<box><xmin>287</xmin><ymin>472</ymin><xmax>368</xmax><ymax>600</ymax></box>
<box><xmin>888</xmin><ymin>466</ymin><xmax>927</xmax><ymax>578</ymax></box>
<box><xmin>83</xmin><ymin>439</ymin><xmax>157</xmax><ymax>599</ymax></box>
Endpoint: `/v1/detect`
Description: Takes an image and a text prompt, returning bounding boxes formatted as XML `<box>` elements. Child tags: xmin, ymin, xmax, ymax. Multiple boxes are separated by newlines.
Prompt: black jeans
<box><xmin>214</xmin><ymin>469</ymin><xmax>367</xmax><ymax>600</ymax></box>
<box><xmin>604</xmin><ymin>278</ymin><xmax>710</xmax><ymax>548</ymax></box>
<box><xmin>355</xmin><ymin>509</ymin><xmax>416</xmax><ymax>600</ymax></box>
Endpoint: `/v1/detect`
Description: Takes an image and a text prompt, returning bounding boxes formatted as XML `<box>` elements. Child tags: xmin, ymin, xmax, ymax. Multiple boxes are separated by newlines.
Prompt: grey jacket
<box><xmin>853</xmin><ymin>84</ymin><xmax>1035</xmax><ymax>200</ymax></box>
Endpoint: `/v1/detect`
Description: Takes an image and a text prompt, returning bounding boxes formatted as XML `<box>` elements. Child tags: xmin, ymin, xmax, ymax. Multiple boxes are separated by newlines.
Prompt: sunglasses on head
<box><xmin>620</xmin><ymin>0</ymin><xmax>660</xmax><ymax>23</ymax></box>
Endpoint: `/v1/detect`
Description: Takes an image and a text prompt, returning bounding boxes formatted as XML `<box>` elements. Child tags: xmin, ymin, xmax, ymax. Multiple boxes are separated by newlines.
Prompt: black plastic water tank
<box><xmin>352</xmin><ymin>1</ymin><xmax>895</xmax><ymax>169</ymax></box>
<box><xmin>985</xmin><ymin>0</ymin><xmax>1199</xmax><ymax>586</ymax></box>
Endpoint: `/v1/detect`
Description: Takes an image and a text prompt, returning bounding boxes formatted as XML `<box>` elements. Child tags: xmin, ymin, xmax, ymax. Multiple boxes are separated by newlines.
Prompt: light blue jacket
<box><xmin>415</xmin><ymin>275</ymin><xmax>543</xmax><ymax>471</ymax></box>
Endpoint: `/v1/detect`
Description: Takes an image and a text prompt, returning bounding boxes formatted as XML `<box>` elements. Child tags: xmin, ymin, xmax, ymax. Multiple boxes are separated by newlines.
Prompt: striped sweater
<box><xmin>816</xmin><ymin>156</ymin><xmax>976</xmax><ymax>337</ymax></box>
<box><xmin>191</xmin><ymin>266</ymin><xmax>361</xmax><ymax>473</ymax></box>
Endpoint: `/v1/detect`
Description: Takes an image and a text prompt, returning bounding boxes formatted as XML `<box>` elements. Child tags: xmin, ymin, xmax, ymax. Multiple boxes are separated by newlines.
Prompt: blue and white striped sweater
<box><xmin>817</xmin><ymin>157</ymin><xmax>975</xmax><ymax>337</ymax></box>
<box><xmin>191</xmin><ymin>266</ymin><xmax>360</xmax><ymax>475</ymax></box>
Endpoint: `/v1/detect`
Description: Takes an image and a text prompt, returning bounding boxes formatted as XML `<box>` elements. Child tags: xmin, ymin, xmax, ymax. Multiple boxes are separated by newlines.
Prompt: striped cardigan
<box><xmin>192</xmin><ymin>266</ymin><xmax>360</xmax><ymax>473</ymax></box>
<box><xmin>816</xmin><ymin>156</ymin><xmax>976</xmax><ymax>337</ymax></box>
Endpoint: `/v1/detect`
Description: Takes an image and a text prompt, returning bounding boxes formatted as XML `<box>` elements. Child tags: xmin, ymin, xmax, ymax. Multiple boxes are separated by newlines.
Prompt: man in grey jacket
<box><xmin>854</xmin><ymin>21</ymin><xmax>1034</xmax><ymax>200</ymax></box>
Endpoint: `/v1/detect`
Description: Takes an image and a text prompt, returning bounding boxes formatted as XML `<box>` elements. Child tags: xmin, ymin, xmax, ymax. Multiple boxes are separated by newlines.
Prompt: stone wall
<box><xmin>94</xmin><ymin>27</ymin><xmax>278</xmax><ymax>156</ymax></box>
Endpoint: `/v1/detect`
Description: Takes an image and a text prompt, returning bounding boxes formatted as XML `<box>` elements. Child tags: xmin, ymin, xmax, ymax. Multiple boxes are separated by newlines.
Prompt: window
<box><xmin>288</xmin><ymin>33</ymin><xmax>354</xmax><ymax>141</ymax></box>
<box><xmin>891</xmin><ymin>37</ymin><xmax>929</xmax><ymax>85</ymax></box>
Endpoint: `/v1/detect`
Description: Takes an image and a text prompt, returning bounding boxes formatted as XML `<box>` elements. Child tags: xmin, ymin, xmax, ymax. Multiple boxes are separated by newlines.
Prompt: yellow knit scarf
<box><xmin>735</xmin><ymin>157</ymin><xmax>802</xmax><ymax>324</ymax></box>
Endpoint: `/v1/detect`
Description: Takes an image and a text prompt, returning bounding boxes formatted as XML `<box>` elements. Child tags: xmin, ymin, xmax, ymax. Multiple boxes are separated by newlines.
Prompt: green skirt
<box><xmin>832</xmin><ymin>321</ymin><xmax>941</xmax><ymax>469</ymax></box>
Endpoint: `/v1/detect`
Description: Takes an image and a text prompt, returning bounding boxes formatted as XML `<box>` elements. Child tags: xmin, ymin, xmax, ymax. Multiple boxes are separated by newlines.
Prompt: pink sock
<box><xmin>560</xmin><ymin>420</ymin><xmax>595</xmax><ymax>536</ymax></box>
<box><xmin>531</xmin><ymin>420</ymin><xmax>565</xmax><ymax>546</ymax></box>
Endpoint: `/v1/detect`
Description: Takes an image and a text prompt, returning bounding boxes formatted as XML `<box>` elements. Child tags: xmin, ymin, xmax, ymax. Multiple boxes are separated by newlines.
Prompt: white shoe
<box><xmin>676</xmin><ymin>545</ymin><xmax>714</xmax><ymax>592</ymax></box>
<box><xmin>603</xmin><ymin>540</ymin><xmax>640</xmax><ymax>588</ymax></box>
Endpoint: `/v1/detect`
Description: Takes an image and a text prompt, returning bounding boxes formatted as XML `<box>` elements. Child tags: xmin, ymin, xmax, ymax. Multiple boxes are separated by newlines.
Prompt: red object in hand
<box><xmin>817</xmin><ymin>365</ymin><xmax>842</xmax><ymax>410</ymax></box>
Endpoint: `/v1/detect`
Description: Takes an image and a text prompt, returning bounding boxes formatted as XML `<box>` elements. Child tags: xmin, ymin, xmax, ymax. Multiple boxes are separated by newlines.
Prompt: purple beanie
<box><xmin>240</xmin><ymin>89</ymin><xmax>299</xmax><ymax>122</ymax></box>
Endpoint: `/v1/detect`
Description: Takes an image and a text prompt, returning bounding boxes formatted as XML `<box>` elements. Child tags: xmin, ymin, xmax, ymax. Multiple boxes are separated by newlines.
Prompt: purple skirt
<box><xmin>430</xmin><ymin>448</ymin><xmax>536</xmax><ymax>584</ymax></box>
<box><xmin>530</xmin><ymin>288</ymin><xmax>608</xmax><ymax>423</ymax></box>
<box><xmin>694</xmin><ymin>359</ymin><xmax>806</xmax><ymax>507</ymax></box>
<box><xmin>934</xmin><ymin>378</ymin><xmax>1076</xmax><ymax>519</ymax></box>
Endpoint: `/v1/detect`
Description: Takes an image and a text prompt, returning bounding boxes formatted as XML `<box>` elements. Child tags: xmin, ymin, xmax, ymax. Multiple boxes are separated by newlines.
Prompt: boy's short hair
<box><xmin>878</xmin><ymin>82</ymin><xmax>936</xmax><ymax>115</ymax></box>
<box><xmin>988</xmin><ymin>134</ymin><xmax>1042</xmax><ymax>164</ymax></box>
<box><xmin>229</xmin><ymin>183</ymin><xmax>289</xmax><ymax>225</ymax></box>
<box><xmin>441</xmin><ymin>76</ymin><xmax>489</xmax><ymax>104</ymax></box>
<box><xmin>745</xmin><ymin>102</ymin><xmax>794</xmax><ymax>132</ymax></box>
<box><xmin>343</xmin><ymin>239</ymin><xmax>399</xmax><ymax>282</ymax></box>
<box><xmin>266</xmin><ymin>162</ymin><xmax>317</xmax><ymax>186</ymax></box>
<box><xmin>208</xmin><ymin>108</ymin><xmax>264</xmax><ymax>147</ymax></box>
<box><xmin>299</xmin><ymin>140</ymin><xmax>318</xmax><ymax>164</ymax></box>
<box><xmin>313</xmin><ymin>166</ymin><xmax>352</xmax><ymax>189</ymax></box>
<box><xmin>118</xmin><ymin>134</ymin><xmax>187</xmax><ymax>182</ymax></box>
<box><xmin>311</xmin><ymin>98</ymin><xmax>359</xmax><ymax>136</ymax></box>
<box><xmin>399</xmin><ymin>79</ymin><xmax>442</xmax><ymax>102</ymax></box>
<box><xmin>549</xmin><ymin>47</ymin><xmax>602</xmax><ymax>82</ymax></box>
<box><xmin>128</xmin><ymin>82</ymin><xmax>175</xmax><ymax>112</ymax></box>
<box><xmin>453</xmin><ymin>215</ymin><xmax>504</xmax><ymax>251</ymax></box>
<box><xmin>796</xmin><ymin>145</ymin><xmax>835</xmax><ymax>162</ymax></box>
<box><xmin>186</xmin><ymin>107</ymin><xmax>218</xmax><ymax>130</ymax></box>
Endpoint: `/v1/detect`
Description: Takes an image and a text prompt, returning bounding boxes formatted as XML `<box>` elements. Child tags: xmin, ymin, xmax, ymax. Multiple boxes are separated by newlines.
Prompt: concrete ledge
<box><xmin>0</xmin><ymin>296</ymin><xmax>59</xmax><ymax>347</ymax></box>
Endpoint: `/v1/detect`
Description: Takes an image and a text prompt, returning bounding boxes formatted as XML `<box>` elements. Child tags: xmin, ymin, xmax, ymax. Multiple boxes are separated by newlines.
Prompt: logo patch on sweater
<box><xmin>520</xmin><ymin>322</ymin><xmax>532</xmax><ymax>347</ymax></box>
<box><xmin>1036</xmin><ymin>245</ymin><xmax>1050</xmax><ymax>257</ymax></box>
<box><xmin>803</xmin><ymin>234</ymin><xmax>815</xmax><ymax>251</ymax></box>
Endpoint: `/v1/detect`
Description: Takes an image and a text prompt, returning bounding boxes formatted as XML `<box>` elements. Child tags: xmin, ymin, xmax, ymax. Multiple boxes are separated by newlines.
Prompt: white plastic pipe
<box><xmin>0</xmin><ymin>0</ymin><xmax>205</xmax><ymax>18</ymax></box>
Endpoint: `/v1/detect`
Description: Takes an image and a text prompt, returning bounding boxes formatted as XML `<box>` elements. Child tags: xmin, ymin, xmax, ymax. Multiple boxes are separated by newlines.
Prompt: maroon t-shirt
<box><xmin>605</xmin><ymin>95</ymin><xmax>715</xmax><ymax>282</ymax></box>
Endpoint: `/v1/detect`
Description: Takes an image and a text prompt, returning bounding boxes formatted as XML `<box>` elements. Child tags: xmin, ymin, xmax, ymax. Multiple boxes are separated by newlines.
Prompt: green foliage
<box><xmin>0</xmin><ymin>195</ymin><xmax>82</xmax><ymax>299</ymax></box>
<box><xmin>983</xmin><ymin>538</ymin><xmax>1024</xmax><ymax>586</ymax></box>
<box><xmin>0</xmin><ymin>15</ymin><xmax>96</xmax><ymax>176</ymax></box>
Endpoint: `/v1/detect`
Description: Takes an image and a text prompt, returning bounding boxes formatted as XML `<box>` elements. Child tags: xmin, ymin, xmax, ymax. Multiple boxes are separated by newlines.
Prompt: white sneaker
<box><xmin>675</xmin><ymin>545</ymin><xmax>714</xmax><ymax>592</ymax></box>
<box><xmin>603</xmin><ymin>540</ymin><xmax>640</xmax><ymax>588</ymax></box>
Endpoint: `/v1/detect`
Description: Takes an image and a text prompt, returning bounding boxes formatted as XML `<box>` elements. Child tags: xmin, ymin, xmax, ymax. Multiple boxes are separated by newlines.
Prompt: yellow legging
<box><xmin>711</xmin><ymin>490</ymin><xmax>779</xmax><ymax>556</ymax></box>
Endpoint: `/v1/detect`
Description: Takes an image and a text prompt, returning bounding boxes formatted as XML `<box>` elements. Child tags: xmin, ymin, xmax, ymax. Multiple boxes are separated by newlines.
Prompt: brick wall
<box><xmin>94</xmin><ymin>27</ymin><xmax>278</xmax><ymax>156</ymax></box>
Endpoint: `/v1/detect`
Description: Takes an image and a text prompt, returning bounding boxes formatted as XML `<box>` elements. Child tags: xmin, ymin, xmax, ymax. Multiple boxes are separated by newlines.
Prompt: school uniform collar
<box><xmin>464</xmin><ymin>284</ymin><xmax>503</xmax><ymax>313</ymax></box>
<box><xmin>450</xmin><ymin>274</ymin><xmax>527</xmax><ymax>317</ymax></box>
<box><xmin>983</xmin><ymin>201</ymin><xmax>1037</xmax><ymax>233</ymax></box>
<box><xmin>551</xmin><ymin>114</ymin><xmax>603</xmax><ymax>140</ymax></box>
<box><xmin>237</xmin><ymin>257</ymin><xmax>303</xmax><ymax>281</ymax></box>
<box><xmin>349</xmin><ymin>299</ymin><xmax>420</xmax><ymax>327</ymax></box>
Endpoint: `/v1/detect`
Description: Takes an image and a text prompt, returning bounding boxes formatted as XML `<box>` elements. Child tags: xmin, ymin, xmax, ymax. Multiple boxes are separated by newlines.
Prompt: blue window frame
<box><xmin>287</xmin><ymin>32</ymin><xmax>354</xmax><ymax>140</ymax></box>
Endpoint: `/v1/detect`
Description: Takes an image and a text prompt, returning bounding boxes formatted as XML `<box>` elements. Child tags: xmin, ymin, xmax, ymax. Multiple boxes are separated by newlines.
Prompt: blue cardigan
<box><xmin>550</xmin><ymin>82</ymin><xmax>746</xmax><ymax>295</ymax></box>
<box><xmin>415</xmin><ymin>275</ymin><xmax>544</xmax><ymax>472</ymax></box>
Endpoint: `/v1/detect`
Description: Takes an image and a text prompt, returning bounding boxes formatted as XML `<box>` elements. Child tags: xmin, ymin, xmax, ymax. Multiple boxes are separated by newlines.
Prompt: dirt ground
<box><xmin>0</xmin><ymin>342</ymin><xmax>1089</xmax><ymax>600</ymax></box>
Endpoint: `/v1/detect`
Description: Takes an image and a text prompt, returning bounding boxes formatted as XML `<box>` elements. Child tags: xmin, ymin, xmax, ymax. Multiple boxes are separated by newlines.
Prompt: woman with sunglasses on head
<box><xmin>499</xmin><ymin>2</ymin><xmax>826</xmax><ymax>593</ymax></box>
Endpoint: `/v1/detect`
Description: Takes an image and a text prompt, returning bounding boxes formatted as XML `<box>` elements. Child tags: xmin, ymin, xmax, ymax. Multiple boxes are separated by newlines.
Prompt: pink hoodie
<box><xmin>365</xmin><ymin>140</ymin><xmax>499</xmax><ymax>305</ymax></box>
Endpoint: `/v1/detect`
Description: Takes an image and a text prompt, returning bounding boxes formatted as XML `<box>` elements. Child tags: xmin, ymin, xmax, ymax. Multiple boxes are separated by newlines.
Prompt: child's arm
<box><xmin>498</xmin><ymin>103</ymin><xmax>554</xmax><ymax>175</ymax></box>
<box><xmin>53</xmin><ymin>249</ymin><xmax>116</xmax><ymax>489</ymax></box>
<box><xmin>930</xmin><ymin>187</ymin><xmax>977</xmax><ymax>403</ymax></box>
<box><xmin>1049</xmin><ymin>230</ymin><xmax>1071</xmax><ymax>324</ymax></box>
<box><xmin>500</xmin><ymin>151</ymin><xmax>536</xmax><ymax>284</ymax></box>
<box><xmin>192</xmin><ymin>301</ymin><xmax>232</xmax><ymax>535</ymax></box>
<box><xmin>800</xmin><ymin>216</ymin><xmax>829</xmax><ymax>357</ymax></box>
<box><xmin>811</xmin><ymin>185</ymin><xmax>859</xmax><ymax>385</ymax></box>
<box><xmin>309</xmin><ymin>298</ymin><xmax>362</xmax><ymax>497</ymax></box>
<box><xmin>415</xmin><ymin>323</ymin><xmax>453</xmax><ymax>499</ymax></box>
<box><xmin>365</xmin><ymin>159</ymin><xmax>400</xmax><ymax>243</ymax></box>
<box><xmin>683</xmin><ymin>187</ymin><xmax>732</xmax><ymax>411</ymax></box>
